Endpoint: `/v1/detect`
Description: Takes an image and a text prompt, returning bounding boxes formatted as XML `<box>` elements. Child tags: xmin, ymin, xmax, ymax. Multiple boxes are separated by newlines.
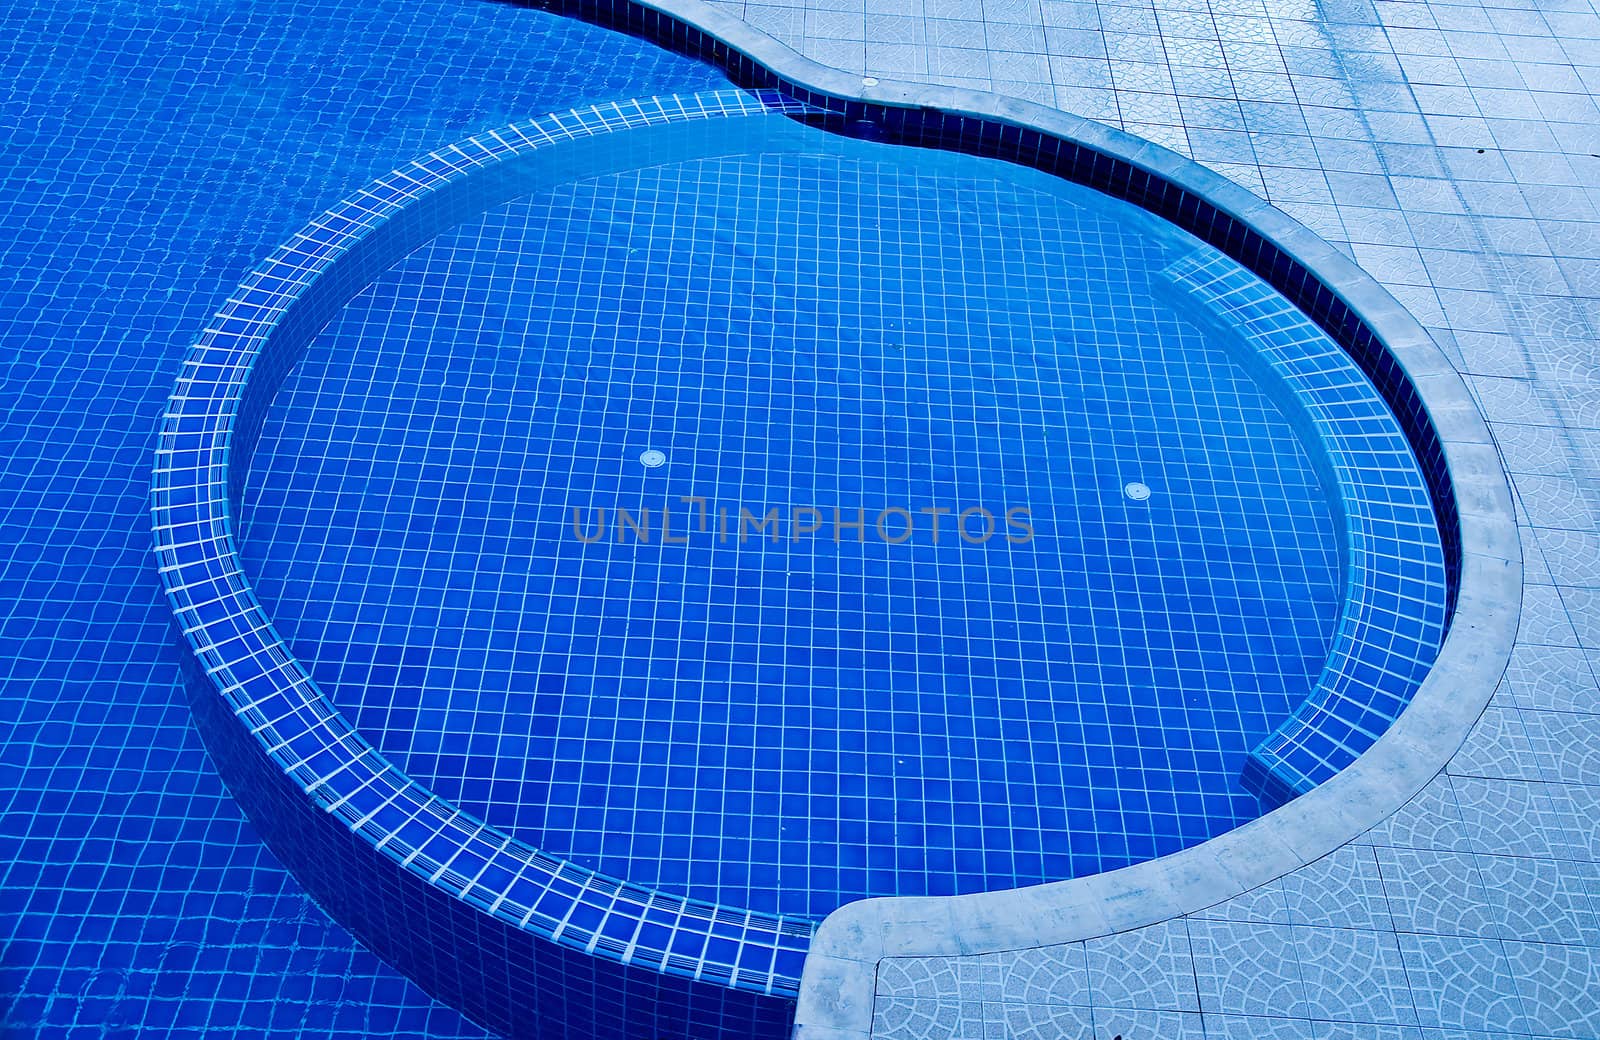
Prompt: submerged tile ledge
<box><xmin>153</xmin><ymin>93</ymin><xmax>824</xmax><ymax>1040</ymax></box>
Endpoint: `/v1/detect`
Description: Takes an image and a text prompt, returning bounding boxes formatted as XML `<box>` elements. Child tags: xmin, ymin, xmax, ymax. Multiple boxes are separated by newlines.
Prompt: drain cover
<box><xmin>639</xmin><ymin>449</ymin><xmax>667</xmax><ymax>469</ymax></box>
<box><xmin>1124</xmin><ymin>481</ymin><xmax>1151</xmax><ymax>501</ymax></box>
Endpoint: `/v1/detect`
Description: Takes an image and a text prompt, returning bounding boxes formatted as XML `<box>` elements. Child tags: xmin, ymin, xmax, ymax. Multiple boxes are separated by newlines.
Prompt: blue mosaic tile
<box><xmin>4</xmin><ymin>0</ymin><xmax>1510</xmax><ymax>1034</ymax></box>
<box><xmin>238</xmin><ymin>108</ymin><xmax>1446</xmax><ymax>925</ymax></box>
<box><xmin>0</xmin><ymin>1</ymin><xmax>731</xmax><ymax>1037</ymax></box>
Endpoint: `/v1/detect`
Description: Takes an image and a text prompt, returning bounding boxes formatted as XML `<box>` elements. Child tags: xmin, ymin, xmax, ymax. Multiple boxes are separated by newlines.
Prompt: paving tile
<box><xmin>1503</xmin><ymin>940</ymin><xmax>1600</xmax><ymax>1039</ymax></box>
<box><xmin>998</xmin><ymin>1002</ymin><xmax>1096</xmax><ymax>1040</ymax></box>
<box><xmin>1448</xmin><ymin>775</ymin><xmax>1579</xmax><ymax>861</ymax></box>
<box><xmin>1563</xmin><ymin>587</ymin><xmax>1600</xmax><ymax>654</ymax></box>
<box><xmin>1449</xmin><ymin>706</ymin><xmax>1542</xmax><ymax>782</ymax></box>
<box><xmin>1515</xmin><ymin>584</ymin><xmax>1582</xmax><ymax>648</ymax></box>
<box><xmin>1312</xmin><ymin>1024</ymin><xmax>1425</xmax><ymax>1040</ymax></box>
<box><xmin>1281</xmin><ymin>844</ymin><xmax>1394</xmax><ymax>932</ymax></box>
<box><xmin>1500</xmin><ymin>644</ymin><xmax>1599</xmax><ymax>714</ymax></box>
<box><xmin>1083</xmin><ymin>920</ymin><xmax>1199</xmax><ymax>1013</ymax></box>
<box><xmin>1397</xmin><ymin>934</ymin><xmax>1533</xmax><ymax>1033</ymax></box>
<box><xmin>1472</xmin><ymin>853</ymin><xmax>1600</xmax><ymax>947</ymax></box>
<box><xmin>1192</xmin><ymin>878</ymin><xmax>1291</xmax><ymax>925</ymax></box>
<box><xmin>953</xmin><ymin>955</ymin><xmax>1007</xmax><ymax>1002</ymax></box>
<box><xmin>1376</xmin><ymin>846</ymin><xmax>1500</xmax><ymax>938</ymax></box>
<box><xmin>927</xmin><ymin>48</ymin><xmax>995</xmax><ymax>80</ymax></box>
<box><xmin>866</xmin><ymin>42</ymin><xmax>932</xmax><ymax>74</ymax></box>
<box><xmin>1364</xmin><ymin>774</ymin><xmax>1474</xmax><ymax>853</ymax></box>
<box><xmin>879</xmin><ymin>957</ymin><xmax>962</xmax><ymax>999</ymax></box>
<box><xmin>1520</xmin><ymin>710</ymin><xmax>1600</xmax><ymax>787</ymax></box>
<box><xmin>1295</xmin><ymin>925</ymin><xmax>1416</xmax><ymax>1025</ymax></box>
<box><xmin>1533</xmin><ymin>528</ymin><xmax>1600</xmax><ymax>589</ymax></box>
<box><xmin>1187</xmin><ymin>919</ymin><xmax>1308</xmax><ymax>1019</ymax></box>
<box><xmin>1201</xmin><ymin>1012</ymin><xmax>1319</xmax><ymax>1038</ymax></box>
<box><xmin>1000</xmin><ymin>944</ymin><xmax>1090</xmax><ymax>1006</ymax></box>
<box><xmin>1543</xmin><ymin>782</ymin><xmax>1600</xmax><ymax>862</ymax></box>
<box><xmin>873</xmin><ymin>996</ymin><xmax>964</xmax><ymax>1039</ymax></box>
<box><xmin>1466</xmin><ymin>376</ymin><xmax>1563</xmax><ymax>429</ymax></box>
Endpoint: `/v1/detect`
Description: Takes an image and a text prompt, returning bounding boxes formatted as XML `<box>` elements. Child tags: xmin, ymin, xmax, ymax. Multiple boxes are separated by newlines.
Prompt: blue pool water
<box><xmin>239</xmin><ymin>116</ymin><xmax>1359</xmax><ymax>923</ymax></box>
<box><xmin>0</xmin><ymin>1</ymin><xmax>723</xmax><ymax>1035</ymax></box>
<box><xmin>4</xmin><ymin>0</ymin><xmax>1454</xmax><ymax>1032</ymax></box>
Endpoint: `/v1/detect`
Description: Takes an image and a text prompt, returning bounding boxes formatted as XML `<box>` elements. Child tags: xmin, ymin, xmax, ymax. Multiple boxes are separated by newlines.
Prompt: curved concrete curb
<box><xmin>532</xmin><ymin>1</ymin><xmax>1522</xmax><ymax>1035</ymax></box>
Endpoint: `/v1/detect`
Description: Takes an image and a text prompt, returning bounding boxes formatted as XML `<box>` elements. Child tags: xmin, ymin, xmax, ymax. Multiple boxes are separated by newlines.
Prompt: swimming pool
<box><xmin>242</xmin><ymin>100</ymin><xmax>1443</xmax><ymax>921</ymax></box>
<box><xmin>154</xmin><ymin>86</ymin><xmax>1454</xmax><ymax>1038</ymax></box>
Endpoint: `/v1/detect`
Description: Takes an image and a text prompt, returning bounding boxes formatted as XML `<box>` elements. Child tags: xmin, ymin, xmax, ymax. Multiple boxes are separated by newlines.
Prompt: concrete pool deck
<box><xmin>650</xmin><ymin>0</ymin><xmax>1600</xmax><ymax>1034</ymax></box>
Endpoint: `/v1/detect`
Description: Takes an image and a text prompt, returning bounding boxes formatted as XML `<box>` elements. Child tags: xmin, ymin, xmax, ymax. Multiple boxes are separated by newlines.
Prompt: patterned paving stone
<box><xmin>1186</xmin><ymin>919</ymin><xmax>1309</xmax><ymax>1019</ymax></box>
<box><xmin>1083</xmin><ymin>920</ymin><xmax>1199</xmax><ymax>1013</ymax></box>
<box><xmin>1281</xmin><ymin>845</ymin><xmax>1395</xmax><ymax>932</ymax></box>
<box><xmin>1520</xmin><ymin>710</ymin><xmax>1600</xmax><ymax>787</ymax></box>
<box><xmin>1513</xmin><ymin>584</ymin><xmax>1582</xmax><ymax>648</ymax></box>
<box><xmin>1449</xmin><ymin>705</ymin><xmax>1543</xmax><ymax>781</ymax></box>
<box><xmin>1562</xmin><ymin>587</ymin><xmax>1600</xmax><ymax>654</ymax></box>
<box><xmin>1376</xmin><ymin>846</ymin><xmax>1499</xmax><ymax>938</ymax></box>
<box><xmin>1363</xmin><ymin>775</ymin><xmax>1474</xmax><ymax>854</ymax></box>
<box><xmin>1533</xmin><ymin>528</ymin><xmax>1600</xmax><ymax>589</ymax></box>
<box><xmin>1311</xmin><ymin>1025</ymin><xmax>1426</xmax><ymax>1040</ymax></box>
<box><xmin>1201</xmin><ymin>1014</ymin><xmax>1321</xmax><ymax>1039</ymax></box>
<box><xmin>1448</xmin><ymin>775</ymin><xmax>1579</xmax><ymax>861</ymax></box>
<box><xmin>954</xmin><ymin>956</ymin><xmax>1007</xmax><ymax>1003</ymax></box>
<box><xmin>1192</xmin><ymin>879</ymin><xmax>1293</xmax><ymax>926</ymax></box>
<box><xmin>1490</xmin><ymin>424</ymin><xmax>1577</xmax><ymax>475</ymax></box>
<box><xmin>1466</xmin><ymin>377</ymin><xmax>1563</xmax><ymax>430</ymax></box>
<box><xmin>1294</xmin><ymin>925</ymin><xmax>1416</xmax><ymax>1026</ymax></box>
<box><xmin>1087</xmin><ymin>1007</ymin><xmax>1205</xmax><ymax>1039</ymax></box>
<box><xmin>1471</xmin><ymin>853</ymin><xmax>1600</xmax><ymax>947</ymax></box>
<box><xmin>1500</xmin><ymin>644</ymin><xmax>1599</xmax><ymax>714</ymax></box>
<box><xmin>879</xmin><ymin>957</ymin><xmax>962</xmax><ymax>1000</ymax></box>
<box><xmin>998</xmin><ymin>1003</ymin><xmax>1096</xmax><ymax>1040</ymax></box>
<box><xmin>1543</xmin><ymin>783</ymin><xmax>1600</xmax><ymax>863</ymax></box>
<box><xmin>1511</xmin><ymin>474</ymin><xmax>1600</xmax><ymax>532</ymax></box>
<box><xmin>999</xmin><ymin>945</ymin><xmax>1090</xmax><ymax>1007</ymax></box>
<box><xmin>872</xmin><ymin>997</ymin><xmax>963</xmax><ymax>1040</ymax></box>
<box><xmin>1397</xmin><ymin>934</ymin><xmax>1532</xmax><ymax>1034</ymax></box>
<box><xmin>1503</xmin><ymin>940</ymin><xmax>1600</xmax><ymax>1039</ymax></box>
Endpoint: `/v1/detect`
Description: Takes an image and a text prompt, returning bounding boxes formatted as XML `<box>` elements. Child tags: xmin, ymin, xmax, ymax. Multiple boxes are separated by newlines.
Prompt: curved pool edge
<box><xmin>145</xmin><ymin>3</ymin><xmax>1524</xmax><ymax>1037</ymax></box>
<box><xmin>485</xmin><ymin>12</ymin><xmax>1520</xmax><ymax>1034</ymax></box>
<box><xmin>797</xmin><ymin>534</ymin><xmax>1519</xmax><ymax>1035</ymax></box>
<box><xmin>689</xmin><ymin>47</ymin><xmax>1520</xmax><ymax>1040</ymax></box>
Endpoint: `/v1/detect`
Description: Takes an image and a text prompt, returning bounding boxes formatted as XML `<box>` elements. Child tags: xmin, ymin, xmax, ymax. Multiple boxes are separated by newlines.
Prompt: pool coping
<box><xmin>146</xmin><ymin>2</ymin><xmax>1524</xmax><ymax>1036</ymax></box>
<box><xmin>569</xmin><ymin>3</ymin><xmax>1521</xmax><ymax>1036</ymax></box>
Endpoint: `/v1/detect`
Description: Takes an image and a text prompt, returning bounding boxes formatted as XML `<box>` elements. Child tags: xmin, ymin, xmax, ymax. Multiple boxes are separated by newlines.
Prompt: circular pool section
<box><xmin>242</xmin><ymin>117</ymin><xmax>1442</xmax><ymax>921</ymax></box>
<box><xmin>153</xmin><ymin>91</ymin><xmax>1452</xmax><ymax>1038</ymax></box>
